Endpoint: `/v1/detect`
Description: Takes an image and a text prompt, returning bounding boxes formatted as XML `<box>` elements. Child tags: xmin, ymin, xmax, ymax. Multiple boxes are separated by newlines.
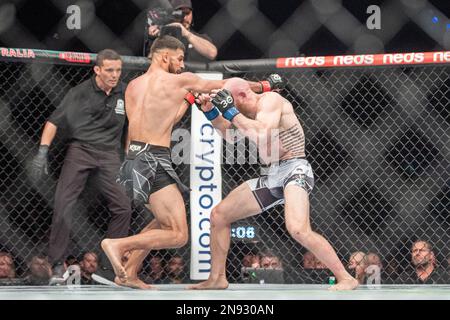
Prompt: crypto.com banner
<box><xmin>190</xmin><ymin>73</ymin><xmax>223</xmax><ymax>280</ymax></box>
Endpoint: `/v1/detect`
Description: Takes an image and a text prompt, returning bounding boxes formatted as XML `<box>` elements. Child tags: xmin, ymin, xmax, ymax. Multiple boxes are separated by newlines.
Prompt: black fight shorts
<box><xmin>117</xmin><ymin>141</ymin><xmax>189</xmax><ymax>205</ymax></box>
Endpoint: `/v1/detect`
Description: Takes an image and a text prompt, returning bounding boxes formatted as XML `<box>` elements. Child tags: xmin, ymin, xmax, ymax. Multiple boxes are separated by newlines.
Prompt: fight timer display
<box><xmin>230</xmin><ymin>224</ymin><xmax>259</xmax><ymax>241</ymax></box>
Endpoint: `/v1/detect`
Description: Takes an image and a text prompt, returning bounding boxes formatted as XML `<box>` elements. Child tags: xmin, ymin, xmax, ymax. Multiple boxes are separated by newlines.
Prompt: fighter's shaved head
<box><xmin>224</xmin><ymin>77</ymin><xmax>251</xmax><ymax>99</ymax></box>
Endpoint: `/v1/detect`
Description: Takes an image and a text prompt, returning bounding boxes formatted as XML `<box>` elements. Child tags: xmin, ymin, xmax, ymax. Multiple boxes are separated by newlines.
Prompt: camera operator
<box><xmin>144</xmin><ymin>0</ymin><xmax>217</xmax><ymax>62</ymax></box>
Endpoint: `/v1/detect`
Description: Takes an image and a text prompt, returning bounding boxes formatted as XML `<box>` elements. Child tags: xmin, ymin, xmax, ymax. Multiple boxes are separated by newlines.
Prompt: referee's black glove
<box><xmin>30</xmin><ymin>145</ymin><xmax>49</xmax><ymax>181</ymax></box>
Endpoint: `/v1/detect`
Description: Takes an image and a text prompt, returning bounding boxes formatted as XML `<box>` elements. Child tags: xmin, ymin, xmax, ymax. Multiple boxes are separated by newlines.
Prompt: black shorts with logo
<box><xmin>117</xmin><ymin>141</ymin><xmax>189</xmax><ymax>205</ymax></box>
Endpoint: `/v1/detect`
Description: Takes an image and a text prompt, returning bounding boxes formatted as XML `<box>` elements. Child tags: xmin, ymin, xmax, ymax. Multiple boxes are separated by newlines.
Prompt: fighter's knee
<box><xmin>210</xmin><ymin>205</ymin><xmax>228</xmax><ymax>227</ymax></box>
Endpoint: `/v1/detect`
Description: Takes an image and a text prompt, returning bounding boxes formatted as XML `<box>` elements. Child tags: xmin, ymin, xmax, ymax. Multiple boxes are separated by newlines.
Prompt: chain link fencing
<box><xmin>224</xmin><ymin>66</ymin><xmax>449</xmax><ymax>284</ymax></box>
<box><xmin>0</xmin><ymin>56</ymin><xmax>448</xmax><ymax>285</ymax></box>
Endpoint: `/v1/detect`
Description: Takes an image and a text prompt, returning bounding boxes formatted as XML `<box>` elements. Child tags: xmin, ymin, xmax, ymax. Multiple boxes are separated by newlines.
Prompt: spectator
<box><xmin>366</xmin><ymin>252</ymin><xmax>383</xmax><ymax>269</ymax></box>
<box><xmin>52</xmin><ymin>254</ymin><xmax>79</xmax><ymax>278</ymax></box>
<box><xmin>29</xmin><ymin>49</ymin><xmax>132</xmax><ymax>279</ymax></box>
<box><xmin>302</xmin><ymin>251</ymin><xmax>316</xmax><ymax>269</ymax></box>
<box><xmin>80</xmin><ymin>252</ymin><xmax>99</xmax><ymax>285</ymax></box>
<box><xmin>365</xmin><ymin>252</ymin><xmax>383</xmax><ymax>285</ymax></box>
<box><xmin>242</xmin><ymin>253</ymin><xmax>260</xmax><ymax>269</ymax></box>
<box><xmin>259</xmin><ymin>251</ymin><xmax>283</xmax><ymax>270</ymax></box>
<box><xmin>145</xmin><ymin>0</ymin><xmax>217</xmax><ymax>62</ymax></box>
<box><xmin>300</xmin><ymin>251</ymin><xmax>330</xmax><ymax>284</ymax></box>
<box><xmin>239</xmin><ymin>252</ymin><xmax>260</xmax><ymax>283</ymax></box>
<box><xmin>348</xmin><ymin>251</ymin><xmax>368</xmax><ymax>285</ymax></box>
<box><xmin>23</xmin><ymin>255</ymin><xmax>53</xmax><ymax>285</ymax></box>
<box><xmin>0</xmin><ymin>252</ymin><xmax>15</xmax><ymax>279</ymax></box>
<box><xmin>396</xmin><ymin>240</ymin><xmax>449</xmax><ymax>284</ymax></box>
<box><xmin>143</xmin><ymin>255</ymin><xmax>165</xmax><ymax>284</ymax></box>
<box><xmin>244</xmin><ymin>251</ymin><xmax>284</xmax><ymax>284</ymax></box>
<box><xmin>164</xmin><ymin>255</ymin><xmax>187</xmax><ymax>284</ymax></box>
<box><xmin>302</xmin><ymin>251</ymin><xmax>327</xmax><ymax>270</ymax></box>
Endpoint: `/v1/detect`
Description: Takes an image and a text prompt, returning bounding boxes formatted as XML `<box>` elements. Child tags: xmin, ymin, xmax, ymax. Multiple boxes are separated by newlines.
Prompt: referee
<box><xmin>30</xmin><ymin>49</ymin><xmax>132</xmax><ymax>275</ymax></box>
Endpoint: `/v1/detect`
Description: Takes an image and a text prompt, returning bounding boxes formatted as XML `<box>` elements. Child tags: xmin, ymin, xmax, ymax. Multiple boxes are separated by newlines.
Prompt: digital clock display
<box><xmin>230</xmin><ymin>225</ymin><xmax>259</xmax><ymax>241</ymax></box>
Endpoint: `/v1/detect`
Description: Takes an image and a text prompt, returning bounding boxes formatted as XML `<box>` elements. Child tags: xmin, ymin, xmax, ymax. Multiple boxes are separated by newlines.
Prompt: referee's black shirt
<box><xmin>49</xmin><ymin>76</ymin><xmax>127</xmax><ymax>150</ymax></box>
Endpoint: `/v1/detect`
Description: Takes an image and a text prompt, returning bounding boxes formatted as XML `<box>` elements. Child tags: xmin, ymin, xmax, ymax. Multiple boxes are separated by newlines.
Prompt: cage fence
<box><xmin>0</xmin><ymin>52</ymin><xmax>449</xmax><ymax>285</ymax></box>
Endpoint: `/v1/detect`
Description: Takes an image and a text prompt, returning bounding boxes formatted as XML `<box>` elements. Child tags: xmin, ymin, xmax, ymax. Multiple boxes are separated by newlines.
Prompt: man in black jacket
<box><xmin>396</xmin><ymin>240</ymin><xmax>449</xmax><ymax>284</ymax></box>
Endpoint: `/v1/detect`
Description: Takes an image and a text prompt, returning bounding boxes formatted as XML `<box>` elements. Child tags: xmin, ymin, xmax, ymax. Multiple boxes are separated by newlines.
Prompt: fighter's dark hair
<box><xmin>150</xmin><ymin>35</ymin><xmax>186</xmax><ymax>57</ymax></box>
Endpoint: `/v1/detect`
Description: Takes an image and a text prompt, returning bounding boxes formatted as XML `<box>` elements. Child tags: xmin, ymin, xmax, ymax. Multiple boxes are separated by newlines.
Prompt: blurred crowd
<box><xmin>0</xmin><ymin>239</ymin><xmax>448</xmax><ymax>286</ymax></box>
<box><xmin>237</xmin><ymin>239</ymin><xmax>449</xmax><ymax>285</ymax></box>
<box><xmin>0</xmin><ymin>250</ymin><xmax>189</xmax><ymax>286</ymax></box>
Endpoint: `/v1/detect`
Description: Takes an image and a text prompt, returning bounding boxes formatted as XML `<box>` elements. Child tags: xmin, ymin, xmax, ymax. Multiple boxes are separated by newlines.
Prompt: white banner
<box><xmin>190</xmin><ymin>72</ymin><xmax>223</xmax><ymax>280</ymax></box>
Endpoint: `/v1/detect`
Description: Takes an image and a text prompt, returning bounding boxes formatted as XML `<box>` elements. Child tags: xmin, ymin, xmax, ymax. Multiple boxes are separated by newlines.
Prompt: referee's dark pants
<box><xmin>48</xmin><ymin>142</ymin><xmax>132</xmax><ymax>264</ymax></box>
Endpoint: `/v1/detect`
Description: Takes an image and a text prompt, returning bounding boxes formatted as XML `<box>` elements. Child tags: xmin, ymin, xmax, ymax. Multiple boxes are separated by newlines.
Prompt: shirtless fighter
<box><xmin>101</xmin><ymin>36</ymin><xmax>283</xmax><ymax>289</ymax></box>
<box><xmin>188</xmin><ymin>78</ymin><xmax>359</xmax><ymax>291</ymax></box>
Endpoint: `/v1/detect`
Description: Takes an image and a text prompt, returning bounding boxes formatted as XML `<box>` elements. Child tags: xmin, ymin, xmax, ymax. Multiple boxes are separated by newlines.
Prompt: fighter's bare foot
<box><xmin>328</xmin><ymin>277</ymin><xmax>359</xmax><ymax>291</ymax></box>
<box><xmin>101</xmin><ymin>239</ymin><xmax>127</xmax><ymax>282</ymax></box>
<box><xmin>187</xmin><ymin>278</ymin><xmax>229</xmax><ymax>290</ymax></box>
<box><xmin>115</xmin><ymin>277</ymin><xmax>156</xmax><ymax>290</ymax></box>
<box><xmin>123</xmin><ymin>266</ymin><xmax>139</xmax><ymax>282</ymax></box>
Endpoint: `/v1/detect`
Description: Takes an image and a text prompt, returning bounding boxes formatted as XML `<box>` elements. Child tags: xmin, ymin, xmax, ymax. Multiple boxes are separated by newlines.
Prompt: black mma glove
<box><xmin>211</xmin><ymin>89</ymin><xmax>240</xmax><ymax>121</ymax></box>
<box><xmin>30</xmin><ymin>145</ymin><xmax>49</xmax><ymax>180</ymax></box>
<box><xmin>259</xmin><ymin>73</ymin><xmax>285</xmax><ymax>92</ymax></box>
